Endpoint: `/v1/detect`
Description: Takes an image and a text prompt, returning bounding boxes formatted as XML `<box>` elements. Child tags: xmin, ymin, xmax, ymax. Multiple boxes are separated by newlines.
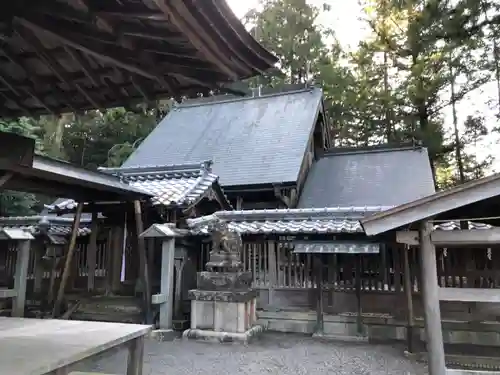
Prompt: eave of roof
<box><xmin>187</xmin><ymin>206</ymin><xmax>392</xmax><ymax>235</ymax></box>
<box><xmin>2</xmin><ymin>154</ymin><xmax>152</xmax><ymax>201</ymax></box>
<box><xmin>361</xmin><ymin>172</ymin><xmax>500</xmax><ymax>236</ymax></box>
<box><xmin>0</xmin><ymin>215</ymin><xmax>91</xmax><ymax>237</ymax></box>
<box><xmin>47</xmin><ymin>160</ymin><xmax>232</xmax><ymax>214</ymax></box>
<box><xmin>0</xmin><ymin>0</ymin><xmax>278</xmax><ymax>117</ymax></box>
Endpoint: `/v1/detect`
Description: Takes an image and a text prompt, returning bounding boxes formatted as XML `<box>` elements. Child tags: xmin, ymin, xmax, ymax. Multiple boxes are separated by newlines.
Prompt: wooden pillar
<box><xmin>33</xmin><ymin>241</ymin><xmax>45</xmax><ymax>294</ymax></box>
<box><xmin>87</xmin><ymin>211</ymin><xmax>99</xmax><ymax>292</ymax></box>
<box><xmin>12</xmin><ymin>239</ymin><xmax>30</xmax><ymax>317</ymax></box>
<box><xmin>355</xmin><ymin>254</ymin><xmax>363</xmax><ymax>335</ymax></box>
<box><xmin>111</xmin><ymin>225</ymin><xmax>124</xmax><ymax>293</ymax></box>
<box><xmin>419</xmin><ymin>220</ymin><xmax>446</xmax><ymax>375</ymax></box>
<box><xmin>159</xmin><ymin>238</ymin><xmax>175</xmax><ymax>330</ymax></box>
<box><xmin>267</xmin><ymin>240</ymin><xmax>277</xmax><ymax>307</ymax></box>
<box><xmin>315</xmin><ymin>254</ymin><xmax>324</xmax><ymax>334</ymax></box>
<box><xmin>403</xmin><ymin>244</ymin><xmax>416</xmax><ymax>353</ymax></box>
<box><xmin>53</xmin><ymin>202</ymin><xmax>83</xmax><ymax>318</ymax></box>
<box><xmin>134</xmin><ymin>200</ymin><xmax>152</xmax><ymax>324</ymax></box>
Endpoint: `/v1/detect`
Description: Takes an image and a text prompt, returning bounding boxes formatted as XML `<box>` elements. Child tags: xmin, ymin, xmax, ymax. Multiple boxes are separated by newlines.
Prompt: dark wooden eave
<box><xmin>0</xmin><ymin>0</ymin><xmax>278</xmax><ymax>117</ymax></box>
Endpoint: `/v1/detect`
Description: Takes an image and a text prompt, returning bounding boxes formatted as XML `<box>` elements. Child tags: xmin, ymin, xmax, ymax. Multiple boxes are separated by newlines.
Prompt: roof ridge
<box><xmin>324</xmin><ymin>143</ymin><xmax>424</xmax><ymax>157</ymax></box>
<box><xmin>101</xmin><ymin>160</ymin><xmax>213</xmax><ymax>177</ymax></box>
<box><xmin>173</xmin><ymin>86</ymin><xmax>321</xmax><ymax>110</ymax></box>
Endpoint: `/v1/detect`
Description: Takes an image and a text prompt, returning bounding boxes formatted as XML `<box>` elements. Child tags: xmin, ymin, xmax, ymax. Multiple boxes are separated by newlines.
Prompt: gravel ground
<box><xmin>75</xmin><ymin>333</ymin><xmax>428</xmax><ymax>375</ymax></box>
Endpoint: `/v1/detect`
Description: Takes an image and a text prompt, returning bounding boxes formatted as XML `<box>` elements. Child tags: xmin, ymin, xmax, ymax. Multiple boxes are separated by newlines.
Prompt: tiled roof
<box><xmin>121</xmin><ymin>86</ymin><xmax>324</xmax><ymax>187</ymax></box>
<box><xmin>0</xmin><ymin>216</ymin><xmax>91</xmax><ymax>240</ymax></box>
<box><xmin>187</xmin><ymin>207</ymin><xmax>392</xmax><ymax>235</ymax></box>
<box><xmin>298</xmin><ymin>145</ymin><xmax>435</xmax><ymax>208</ymax></box>
<box><xmin>186</xmin><ymin>208</ymin><xmax>493</xmax><ymax>236</ymax></box>
<box><xmin>46</xmin><ymin>161</ymin><xmax>231</xmax><ymax>214</ymax></box>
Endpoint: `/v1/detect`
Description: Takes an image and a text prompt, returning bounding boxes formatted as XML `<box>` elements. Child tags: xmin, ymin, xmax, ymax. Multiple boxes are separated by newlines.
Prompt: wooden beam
<box><xmin>431</xmin><ymin>228</ymin><xmax>500</xmax><ymax>246</ymax></box>
<box><xmin>16</xmin><ymin>17</ymin><xmax>161</xmax><ymax>82</ymax></box>
<box><xmin>12</xmin><ymin>239</ymin><xmax>30</xmax><ymax>317</ymax></box>
<box><xmin>134</xmin><ymin>200</ymin><xmax>152</xmax><ymax>324</ymax></box>
<box><xmin>397</xmin><ymin>228</ymin><xmax>500</xmax><ymax>246</ymax></box>
<box><xmin>87</xmin><ymin>211</ymin><xmax>98</xmax><ymax>292</ymax></box>
<box><xmin>0</xmin><ymin>173</ymin><xmax>13</xmax><ymax>188</ymax></box>
<box><xmin>439</xmin><ymin>287</ymin><xmax>500</xmax><ymax>303</ymax></box>
<box><xmin>15</xmin><ymin>29</ymin><xmax>92</xmax><ymax>112</ymax></box>
<box><xmin>152</xmin><ymin>0</ymin><xmax>238</xmax><ymax>79</ymax></box>
<box><xmin>52</xmin><ymin>202</ymin><xmax>83</xmax><ymax>318</ymax></box>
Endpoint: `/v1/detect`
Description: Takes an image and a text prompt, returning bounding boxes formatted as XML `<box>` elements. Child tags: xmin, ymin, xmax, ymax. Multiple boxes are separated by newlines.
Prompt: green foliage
<box><xmin>0</xmin><ymin>118</ymin><xmax>41</xmax><ymax>216</ymax></box>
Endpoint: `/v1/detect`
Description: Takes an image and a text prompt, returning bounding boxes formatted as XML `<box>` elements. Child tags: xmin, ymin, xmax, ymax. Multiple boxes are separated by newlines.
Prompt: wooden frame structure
<box><xmin>361</xmin><ymin>172</ymin><xmax>500</xmax><ymax>375</ymax></box>
<box><xmin>0</xmin><ymin>0</ymin><xmax>277</xmax><ymax>117</ymax></box>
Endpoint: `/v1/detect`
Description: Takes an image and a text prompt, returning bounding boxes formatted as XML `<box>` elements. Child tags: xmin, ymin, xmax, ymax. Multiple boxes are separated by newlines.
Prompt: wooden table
<box><xmin>0</xmin><ymin>317</ymin><xmax>151</xmax><ymax>375</ymax></box>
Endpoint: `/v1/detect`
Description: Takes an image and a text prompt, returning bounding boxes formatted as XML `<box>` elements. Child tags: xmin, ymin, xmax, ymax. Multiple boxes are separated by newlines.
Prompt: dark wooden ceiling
<box><xmin>0</xmin><ymin>0</ymin><xmax>278</xmax><ymax>117</ymax></box>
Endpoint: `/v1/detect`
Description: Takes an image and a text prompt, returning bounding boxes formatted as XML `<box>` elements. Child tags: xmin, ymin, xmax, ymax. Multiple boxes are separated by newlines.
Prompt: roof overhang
<box><xmin>361</xmin><ymin>172</ymin><xmax>500</xmax><ymax>236</ymax></box>
<box><xmin>1</xmin><ymin>154</ymin><xmax>152</xmax><ymax>201</ymax></box>
<box><xmin>0</xmin><ymin>0</ymin><xmax>277</xmax><ymax>117</ymax></box>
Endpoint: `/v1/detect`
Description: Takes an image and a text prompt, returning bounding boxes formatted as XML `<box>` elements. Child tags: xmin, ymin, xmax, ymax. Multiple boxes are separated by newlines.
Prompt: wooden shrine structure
<box><xmin>0</xmin><ymin>0</ymin><xmax>276</xmax><ymax>321</ymax></box>
<box><xmin>362</xmin><ymin>172</ymin><xmax>500</xmax><ymax>375</ymax></box>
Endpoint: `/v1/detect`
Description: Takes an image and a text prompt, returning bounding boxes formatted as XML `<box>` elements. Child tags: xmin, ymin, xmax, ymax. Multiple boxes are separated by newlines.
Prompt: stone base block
<box><xmin>312</xmin><ymin>332</ymin><xmax>369</xmax><ymax>343</ymax></box>
<box><xmin>182</xmin><ymin>325</ymin><xmax>263</xmax><ymax>344</ymax></box>
<box><xmin>191</xmin><ymin>297</ymin><xmax>258</xmax><ymax>333</ymax></box>
<box><xmin>148</xmin><ymin>329</ymin><xmax>179</xmax><ymax>342</ymax></box>
<box><xmin>446</xmin><ymin>370</ymin><xmax>500</xmax><ymax>375</ymax></box>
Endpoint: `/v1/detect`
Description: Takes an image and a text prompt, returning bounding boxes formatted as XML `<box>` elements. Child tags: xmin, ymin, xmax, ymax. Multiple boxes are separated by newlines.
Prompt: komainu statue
<box><xmin>205</xmin><ymin>220</ymin><xmax>243</xmax><ymax>272</ymax></box>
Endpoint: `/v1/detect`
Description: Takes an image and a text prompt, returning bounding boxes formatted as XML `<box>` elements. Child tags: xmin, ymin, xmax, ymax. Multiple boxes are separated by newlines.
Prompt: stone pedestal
<box><xmin>182</xmin><ymin>221</ymin><xmax>263</xmax><ymax>343</ymax></box>
<box><xmin>183</xmin><ymin>288</ymin><xmax>262</xmax><ymax>343</ymax></box>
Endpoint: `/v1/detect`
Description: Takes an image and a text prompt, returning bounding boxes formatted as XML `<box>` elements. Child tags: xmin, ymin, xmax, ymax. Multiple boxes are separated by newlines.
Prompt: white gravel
<box><xmin>75</xmin><ymin>333</ymin><xmax>428</xmax><ymax>375</ymax></box>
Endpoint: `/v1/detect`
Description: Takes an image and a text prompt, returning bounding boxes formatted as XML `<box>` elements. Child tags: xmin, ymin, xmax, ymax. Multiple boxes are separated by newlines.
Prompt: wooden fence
<box><xmin>201</xmin><ymin>239</ymin><xmax>500</xmax><ymax>318</ymax></box>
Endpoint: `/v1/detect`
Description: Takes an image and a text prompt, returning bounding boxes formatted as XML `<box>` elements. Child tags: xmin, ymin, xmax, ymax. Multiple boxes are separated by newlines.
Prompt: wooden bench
<box><xmin>0</xmin><ymin>318</ymin><xmax>151</xmax><ymax>375</ymax></box>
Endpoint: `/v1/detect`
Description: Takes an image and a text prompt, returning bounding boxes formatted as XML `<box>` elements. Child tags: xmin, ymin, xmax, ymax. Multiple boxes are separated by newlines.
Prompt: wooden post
<box><xmin>111</xmin><ymin>225</ymin><xmax>124</xmax><ymax>293</ymax></box>
<box><xmin>315</xmin><ymin>254</ymin><xmax>324</xmax><ymax>334</ymax></box>
<box><xmin>419</xmin><ymin>220</ymin><xmax>446</xmax><ymax>375</ymax></box>
<box><xmin>12</xmin><ymin>239</ymin><xmax>30</xmax><ymax>317</ymax></box>
<box><xmin>355</xmin><ymin>254</ymin><xmax>363</xmax><ymax>335</ymax></box>
<box><xmin>126</xmin><ymin>336</ymin><xmax>145</xmax><ymax>375</ymax></box>
<box><xmin>267</xmin><ymin>240</ymin><xmax>277</xmax><ymax>307</ymax></box>
<box><xmin>33</xmin><ymin>241</ymin><xmax>45</xmax><ymax>294</ymax></box>
<box><xmin>403</xmin><ymin>244</ymin><xmax>416</xmax><ymax>353</ymax></box>
<box><xmin>159</xmin><ymin>238</ymin><xmax>175</xmax><ymax>330</ymax></box>
<box><xmin>133</xmin><ymin>200</ymin><xmax>152</xmax><ymax>324</ymax></box>
<box><xmin>52</xmin><ymin>202</ymin><xmax>83</xmax><ymax>318</ymax></box>
<box><xmin>87</xmin><ymin>211</ymin><xmax>98</xmax><ymax>292</ymax></box>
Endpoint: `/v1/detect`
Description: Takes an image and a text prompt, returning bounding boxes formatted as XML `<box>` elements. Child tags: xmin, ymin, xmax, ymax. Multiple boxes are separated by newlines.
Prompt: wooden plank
<box><xmin>87</xmin><ymin>211</ymin><xmax>98</xmax><ymax>292</ymax></box>
<box><xmin>53</xmin><ymin>202</ymin><xmax>83</xmax><ymax>318</ymax></box>
<box><xmin>12</xmin><ymin>240</ymin><xmax>30</xmax><ymax>317</ymax></box>
<box><xmin>439</xmin><ymin>287</ymin><xmax>500</xmax><ymax>302</ymax></box>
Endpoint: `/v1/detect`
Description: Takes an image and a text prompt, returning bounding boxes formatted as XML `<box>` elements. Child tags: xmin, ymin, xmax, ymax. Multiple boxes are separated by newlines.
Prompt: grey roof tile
<box><xmin>298</xmin><ymin>145</ymin><xmax>436</xmax><ymax>208</ymax></box>
<box><xmin>0</xmin><ymin>216</ymin><xmax>91</xmax><ymax>237</ymax></box>
<box><xmin>121</xmin><ymin>87</ymin><xmax>324</xmax><ymax>187</ymax></box>
<box><xmin>47</xmin><ymin>161</ymin><xmax>231</xmax><ymax>213</ymax></box>
<box><xmin>187</xmin><ymin>206</ymin><xmax>391</xmax><ymax>235</ymax></box>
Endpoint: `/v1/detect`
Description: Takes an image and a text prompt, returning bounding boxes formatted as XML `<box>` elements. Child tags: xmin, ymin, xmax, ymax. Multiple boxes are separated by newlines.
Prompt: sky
<box><xmin>226</xmin><ymin>0</ymin><xmax>500</xmax><ymax>171</ymax></box>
